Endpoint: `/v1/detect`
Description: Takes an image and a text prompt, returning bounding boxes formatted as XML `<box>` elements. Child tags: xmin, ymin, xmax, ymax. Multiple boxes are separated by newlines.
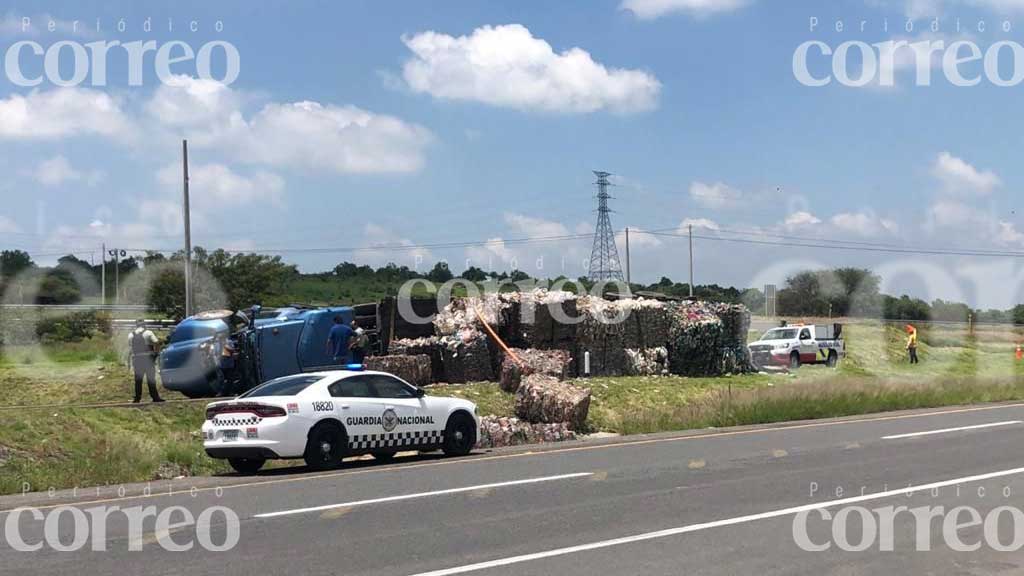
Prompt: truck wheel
<box><xmin>789</xmin><ymin>352</ymin><xmax>801</xmax><ymax>371</ymax></box>
<box><xmin>228</xmin><ymin>457</ymin><xmax>265</xmax><ymax>475</ymax></box>
<box><xmin>442</xmin><ymin>413</ymin><xmax>476</xmax><ymax>457</ymax></box>
<box><xmin>304</xmin><ymin>422</ymin><xmax>347</xmax><ymax>470</ymax></box>
<box><xmin>826</xmin><ymin>351</ymin><xmax>838</xmax><ymax>368</ymax></box>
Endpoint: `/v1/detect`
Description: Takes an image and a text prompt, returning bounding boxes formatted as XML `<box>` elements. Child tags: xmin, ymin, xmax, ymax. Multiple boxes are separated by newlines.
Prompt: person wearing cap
<box><xmin>905</xmin><ymin>324</ymin><xmax>919</xmax><ymax>364</ymax></box>
<box><xmin>128</xmin><ymin>319</ymin><xmax>164</xmax><ymax>403</ymax></box>
<box><xmin>350</xmin><ymin>320</ymin><xmax>369</xmax><ymax>364</ymax></box>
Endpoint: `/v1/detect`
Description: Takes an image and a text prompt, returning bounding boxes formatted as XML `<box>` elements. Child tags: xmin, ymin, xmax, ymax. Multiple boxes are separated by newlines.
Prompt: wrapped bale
<box><xmin>574</xmin><ymin>296</ymin><xmax>627</xmax><ymax>376</ymax></box>
<box><xmin>364</xmin><ymin>355</ymin><xmax>433</xmax><ymax>387</ymax></box>
<box><xmin>517</xmin><ymin>289</ymin><xmax>578</xmax><ymax>349</ymax></box>
<box><xmin>476</xmin><ymin>416</ymin><xmax>576</xmax><ymax>449</ymax></box>
<box><xmin>667</xmin><ymin>302</ymin><xmax>727</xmax><ymax>376</ymax></box>
<box><xmin>624</xmin><ymin>347</ymin><xmax>669</xmax><ymax>376</ymax></box>
<box><xmin>440</xmin><ymin>329</ymin><xmax>494</xmax><ymax>383</ymax></box>
<box><xmin>498</xmin><ymin>348</ymin><xmax>572</xmax><ymax>393</ymax></box>
<box><xmin>712</xmin><ymin>303</ymin><xmax>754</xmax><ymax>373</ymax></box>
<box><xmin>388</xmin><ymin>336</ymin><xmax>445</xmax><ymax>382</ymax></box>
<box><xmin>514</xmin><ymin>374</ymin><xmax>591</xmax><ymax>431</ymax></box>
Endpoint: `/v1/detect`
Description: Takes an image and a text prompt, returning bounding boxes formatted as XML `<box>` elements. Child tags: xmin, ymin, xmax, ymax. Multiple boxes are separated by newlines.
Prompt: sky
<box><xmin>2</xmin><ymin>0</ymin><xmax>1024</xmax><ymax>307</ymax></box>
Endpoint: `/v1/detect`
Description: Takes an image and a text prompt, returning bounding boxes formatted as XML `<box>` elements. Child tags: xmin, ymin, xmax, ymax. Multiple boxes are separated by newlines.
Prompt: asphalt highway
<box><xmin>5</xmin><ymin>402</ymin><xmax>1024</xmax><ymax>575</ymax></box>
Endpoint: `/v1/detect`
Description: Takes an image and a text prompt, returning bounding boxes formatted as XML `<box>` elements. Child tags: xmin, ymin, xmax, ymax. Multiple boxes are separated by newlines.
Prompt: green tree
<box><xmin>426</xmin><ymin>261</ymin><xmax>453</xmax><ymax>283</ymax></box>
<box><xmin>0</xmin><ymin>250</ymin><xmax>34</xmax><ymax>281</ymax></box>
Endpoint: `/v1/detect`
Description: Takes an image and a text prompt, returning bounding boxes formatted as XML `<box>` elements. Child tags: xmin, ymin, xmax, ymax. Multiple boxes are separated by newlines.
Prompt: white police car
<box><xmin>201</xmin><ymin>367</ymin><xmax>479</xmax><ymax>474</ymax></box>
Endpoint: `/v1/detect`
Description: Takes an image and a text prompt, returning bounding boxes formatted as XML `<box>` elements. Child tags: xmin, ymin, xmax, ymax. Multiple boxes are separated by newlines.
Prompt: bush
<box><xmin>34</xmin><ymin>311</ymin><xmax>103</xmax><ymax>343</ymax></box>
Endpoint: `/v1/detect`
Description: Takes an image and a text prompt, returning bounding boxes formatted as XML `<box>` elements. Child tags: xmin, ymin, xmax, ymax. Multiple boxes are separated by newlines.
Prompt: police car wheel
<box><xmin>372</xmin><ymin>451</ymin><xmax>396</xmax><ymax>462</ymax></box>
<box><xmin>304</xmin><ymin>422</ymin><xmax>347</xmax><ymax>470</ymax></box>
<box><xmin>789</xmin><ymin>352</ymin><xmax>801</xmax><ymax>371</ymax></box>
<box><xmin>228</xmin><ymin>458</ymin><xmax>265</xmax><ymax>475</ymax></box>
<box><xmin>442</xmin><ymin>413</ymin><xmax>476</xmax><ymax>457</ymax></box>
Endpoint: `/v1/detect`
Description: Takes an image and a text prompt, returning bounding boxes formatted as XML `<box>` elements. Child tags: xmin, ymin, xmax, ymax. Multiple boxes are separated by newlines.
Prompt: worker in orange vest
<box><xmin>905</xmin><ymin>324</ymin><xmax>919</xmax><ymax>364</ymax></box>
<box><xmin>1016</xmin><ymin>344</ymin><xmax>1022</xmax><ymax>362</ymax></box>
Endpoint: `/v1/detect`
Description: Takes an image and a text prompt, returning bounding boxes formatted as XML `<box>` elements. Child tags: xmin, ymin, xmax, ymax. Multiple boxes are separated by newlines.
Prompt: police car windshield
<box><xmin>762</xmin><ymin>329</ymin><xmax>798</xmax><ymax>340</ymax></box>
<box><xmin>239</xmin><ymin>375</ymin><xmax>321</xmax><ymax>398</ymax></box>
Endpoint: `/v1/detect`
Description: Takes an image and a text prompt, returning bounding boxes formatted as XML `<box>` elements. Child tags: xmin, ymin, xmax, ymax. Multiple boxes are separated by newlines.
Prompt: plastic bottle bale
<box><xmin>624</xmin><ymin>347</ymin><xmax>669</xmax><ymax>376</ymax></box>
<box><xmin>667</xmin><ymin>316</ymin><xmax>726</xmax><ymax>376</ymax></box>
<box><xmin>514</xmin><ymin>374</ymin><xmax>591</xmax><ymax>430</ymax></box>
<box><xmin>498</xmin><ymin>348</ymin><xmax>572</xmax><ymax>393</ymax></box>
<box><xmin>475</xmin><ymin>416</ymin><xmax>576</xmax><ymax>449</ymax></box>
<box><xmin>440</xmin><ymin>330</ymin><xmax>494</xmax><ymax>383</ymax></box>
<box><xmin>388</xmin><ymin>336</ymin><xmax>445</xmax><ymax>382</ymax></box>
<box><xmin>364</xmin><ymin>355</ymin><xmax>432</xmax><ymax>387</ymax></box>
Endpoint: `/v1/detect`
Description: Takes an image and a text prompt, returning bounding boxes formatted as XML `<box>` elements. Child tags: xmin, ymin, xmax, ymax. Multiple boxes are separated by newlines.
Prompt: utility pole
<box><xmin>688</xmin><ymin>224</ymin><xmax>694</xmax><ymax>298</ymax></box>
<box><xmin>624</xmin><ymin>227</ymin><xmax>631</xmax><ymax>287</ymax></box>
<box><xmin>100</xmin><ymin>242</ymin><xmax>106</xmax><ymax>305</ymax></box>
<box><xmin>183</xmin><ymin>139</ymin><xmax>193</xmax><ymax>318</ymax></box>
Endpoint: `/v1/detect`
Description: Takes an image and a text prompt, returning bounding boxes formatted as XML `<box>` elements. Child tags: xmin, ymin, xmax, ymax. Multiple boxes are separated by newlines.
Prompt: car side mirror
<box><xmin>415</xmin><ymin>388</ymin><xmax>426</xmax><ymax>398</ymax></box>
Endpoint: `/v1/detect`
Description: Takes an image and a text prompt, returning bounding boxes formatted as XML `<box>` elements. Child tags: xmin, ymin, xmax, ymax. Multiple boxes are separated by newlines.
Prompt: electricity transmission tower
<box><xmin>587</xmin><ymin>171</ymin><xmax>624</xmax><ymax>282</ymax></box>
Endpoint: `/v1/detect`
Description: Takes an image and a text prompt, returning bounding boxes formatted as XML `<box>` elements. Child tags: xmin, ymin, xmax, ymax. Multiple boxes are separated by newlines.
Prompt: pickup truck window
<box><xmin>761</xmin><ymin>329</ymin><xmax>797</xmax><ymax>340</ymax></box>
<box><xmin>799</xmin><ymin>329</ymin><xmax>811</xmax><ymax>339</ymax></box>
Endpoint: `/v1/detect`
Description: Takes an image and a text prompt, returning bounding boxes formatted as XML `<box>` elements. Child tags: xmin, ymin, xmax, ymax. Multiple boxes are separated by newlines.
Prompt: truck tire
<box><xmin>789</xmin><ymin>352</ymin><xmax>801</xmax><ymax>371</ymax></box>
<box><xmin>826</xmin><ymin>351</ymin><xmax>838</xmax><ymax>368</ymax></box>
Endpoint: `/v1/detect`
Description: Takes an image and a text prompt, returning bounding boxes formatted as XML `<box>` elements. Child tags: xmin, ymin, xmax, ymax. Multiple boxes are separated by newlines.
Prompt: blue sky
<box><xmin>2</xmin><ymin>0</ymin><xmax>1024</xmax><ymax>307</ymax></box>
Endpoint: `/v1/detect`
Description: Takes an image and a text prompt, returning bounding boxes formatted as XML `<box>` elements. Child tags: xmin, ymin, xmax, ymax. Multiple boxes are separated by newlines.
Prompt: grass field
<box><xmin>2</xmin><ymin>320</ymin><xmax>1023</xmax><ymax>494</ymax></box>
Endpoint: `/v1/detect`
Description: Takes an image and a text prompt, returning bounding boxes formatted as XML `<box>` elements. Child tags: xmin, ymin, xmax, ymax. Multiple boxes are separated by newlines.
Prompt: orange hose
<box><xmin>474</xmin><ymin>304</ymin><xmax>522</xmax><ymax>367</ymax></box>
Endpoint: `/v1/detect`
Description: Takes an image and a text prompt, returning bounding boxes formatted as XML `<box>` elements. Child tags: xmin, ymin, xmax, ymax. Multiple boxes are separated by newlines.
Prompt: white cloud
<box><xmin>689</xmin><ymin>181</ymin><xmax>741</xmax><ymax>210</ymax></box>
<box><xmin>616</xmin><ymin>226</ymin><xmax>662</xmax><ymax>248</ymax></box>
<box><xmin>31</xmin><ymin>155</ymin><xmax>103</xmax><ymax>187</ymax></box>
<box><xmin>504</xmin><ymin>213</ymin><xmax>571</xmax><ymax>238</ymax></box>
<box><xmin>175</xmin><ymin>98</ymin><xmax>432</xmax><ymax>175</ymax></box>
<box><xmin>157</xmin><ymin>163</ymin><xmax>285</xmax><ymax>209</ymax></box>
<box><xmin>145</xmin><ymin>75</ymin><xmax>243</xmax><ymax>128</ymax></box>
<box><xmin>621</xmin><ymin>0</ymin><xmax>751</xmax><ymax>19</ymax></box>
<box><xmin>678</xmin><ymin>217</ymin><xmax>720</xmax><ymax>232</ymax></box>
<box><xmin>996</xmin><ymin>221</ymin><xmax>1024</xmax><ymax>245</ymax></box>
<box><xmin>783</xmin><ymin>211</ymin><xmax>822</xmax><ymax>230</ymax></box>
<box><xmin>927</xmin><ymin>199</ymin><xmax>992</xmax><ymax>231</ymax></box>
<box><xmin>401</xmin><ymin>24</ymin><xmax>661</xmax><ymax>114</ymax></box>
<box><xmin>931</xmin><ymin>151</ymin><xmax>1001</xmax><ymax>194</ymax></box>
<box><xmin>0</xmin><ymin>88</ymin><xmax>132</xmax><ymax>140</ymax></box>
<box><xmin>830</xmin><ymin>211</ymin><xmax>899</xmax><ymax>236</ymax></box>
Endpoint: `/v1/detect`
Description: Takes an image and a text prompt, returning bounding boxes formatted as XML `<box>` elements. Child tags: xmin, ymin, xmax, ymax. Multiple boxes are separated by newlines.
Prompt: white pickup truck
<box><xmin>748</xmin><ymin>324</ymin><xmax>845</xmax><ymax>370</ymax></box>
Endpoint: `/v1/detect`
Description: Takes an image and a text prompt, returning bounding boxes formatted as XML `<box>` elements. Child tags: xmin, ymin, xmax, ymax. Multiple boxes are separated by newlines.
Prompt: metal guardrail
<box><xmin>0</xmin><ymin>304</ymin><xmax>150</xmax><ymax>311</ymax></box>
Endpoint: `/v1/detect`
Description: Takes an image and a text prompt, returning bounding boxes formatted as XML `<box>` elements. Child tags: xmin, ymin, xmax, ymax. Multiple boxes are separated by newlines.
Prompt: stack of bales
<box><xmin>388</xmin><ymin>336</ymin><xmax>445</xmax><ymax>383</ymax></box>
<box><xmin>667</xmin><ymin>302</ymin><xmax>726</xmax><ymax>376</ymax></box>
<box><xmin>364</xmin><ymin>355</ymin><xmax>432</xmax><ymax>387</ymax></box>
<box><xmin>498</xmin><ymin>348</ymin><xmax>572</xmax><ymax>393</ymax></box>
<box><xmin>514</xmin><ymin>374</ymin><xmax>591</xmax><ymax>431</ymax></box>
<box><xmin>712</xmin><ymin>303</ymin><xmax>754</xmax><ymax>373</ymax></box>
<box><xmin>574</xmin><ymin>296</ymin><xmax>628</xmax><ymax>376</ymax></box>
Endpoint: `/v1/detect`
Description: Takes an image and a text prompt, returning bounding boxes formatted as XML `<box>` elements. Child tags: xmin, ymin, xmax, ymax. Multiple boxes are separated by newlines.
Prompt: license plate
<box><xmin>222</xmin><ymin>430</ymin><xmax>239</xmax><ymax>442</ymax></box>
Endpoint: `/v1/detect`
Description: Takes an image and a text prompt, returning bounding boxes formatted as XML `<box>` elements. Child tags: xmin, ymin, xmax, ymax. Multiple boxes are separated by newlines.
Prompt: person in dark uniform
<box><xmin>128</xmin><ymin>319</ymin><xmax>165</xmax><ymax>403</ymax></box>
<box><xmin>326</xmin><ymin>315</ymin><xmax>355</xmax><ymax>365</ymax></box>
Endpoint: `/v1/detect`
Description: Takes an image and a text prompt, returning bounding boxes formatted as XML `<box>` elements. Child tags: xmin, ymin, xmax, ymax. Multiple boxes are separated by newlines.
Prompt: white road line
<box><xmin>254</xmin><ymin>472</ymin><xmax>593</xmax><ymax>519</ymax></box>
<box><xmin>407</xmin><ymin>465</ymin><xmax>1024</xmax><ymax>576</ymax></box>
<box><xmin>881</xmin><ymin>420</ymin><xmax>1022</xmax><ymax>440</ymax></box>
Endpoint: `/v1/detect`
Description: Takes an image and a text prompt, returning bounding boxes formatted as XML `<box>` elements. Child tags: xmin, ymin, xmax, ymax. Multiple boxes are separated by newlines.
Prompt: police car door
<box><xmin>366</xmin><ymin>374</ymin><xmax>441</xmax><ymax>450</ymax></box>
<box><xmin>327</xmin><ymin>374</ymin><xmax>381</xmax><ymax>449</ymax></box>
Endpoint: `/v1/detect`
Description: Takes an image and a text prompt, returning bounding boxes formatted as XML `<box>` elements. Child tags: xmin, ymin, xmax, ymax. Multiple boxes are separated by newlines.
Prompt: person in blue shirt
<box><xmin>326</xmin><ymin>315</ymin><xmax>355</xmax><ymax>364</ymax></box>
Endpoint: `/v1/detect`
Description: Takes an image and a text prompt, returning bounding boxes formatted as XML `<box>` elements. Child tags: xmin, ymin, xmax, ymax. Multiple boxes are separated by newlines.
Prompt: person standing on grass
<box><xmin>129</xmin><ymin>319</ymin><xmax>164</xmax><ymax>403</ymax></box>
<box><xmin>905</xmin><ymin>324</ymin><xmax>919</xmax><ymax>364</ymax></box>
<box><xmin>350</xmin><ymin>320</ymin><xmax>369</xmax><ymax>364</ymax></box>
<box><xmin>326</xmin><ymin>315</ymin><xmax>355</xmax><ymax>365</ymax></box>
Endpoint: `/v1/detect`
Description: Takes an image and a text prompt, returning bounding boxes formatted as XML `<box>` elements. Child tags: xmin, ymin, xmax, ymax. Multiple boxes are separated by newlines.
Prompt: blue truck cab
<box><xmin>159</xmin><ymin>306</ymin><xmax>355</xmax><ymax>398</ymax></box>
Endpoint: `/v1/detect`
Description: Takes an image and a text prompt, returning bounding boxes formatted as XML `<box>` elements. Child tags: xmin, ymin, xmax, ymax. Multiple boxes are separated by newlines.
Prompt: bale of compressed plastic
<box><xmin>617</xmin><ymin>299</ymin><xmax>673</xmax><ymax>350</ymax></box>
<box><xmin>574</xmin><ymin>296</ymin><xmax>627</xmax><ymax>376</ymax></box>
<box><xmin>387</xmin><ymin>336</ymin><xmax>445</xmax><ymax>382</ymax></box>
<box><xmin>514</xmin><ymin>374</ymin><xmax>591</xmax><ymax>430</ymax></box>
<box><xmin>712</xmin><ymin>303</ymin><xmax>754</xmax><ymax>373</ymax></box>
<box><xmin>498</xmin><ymin>348</ymin><xmax>572</xmax><ymax>393</ymax></box>
<box><xmin>624</xmin><ymin>347</ymin><xmax>669</xmax><ymax>376</ymax></box>
<box><xmin>433</xmin><ymin>293</ymin><xmax>512</xmax><ymax>336</ymax></box>
<box><xmin>364</xmin><ymin>355</ymin><xmax>432</xmax><ymax>387</ymax></box>
<box><xmin>517</xmin><ymin>289</ymin><xmax>578</xmax><ymax>349</ymax></box>
<box><xmin>475</xmin><ymin>416</ymin><xmax>576</xmax><ymax>448</ymax></box>
<box><xmin>440</xmin><ymin>329</ymin><xmax>493</xmax><ymax>383</ymax></box>
<box><xmin>667</xmin><ymin>301</ymin><xmax>727</xmax><ymax>376</ymax></box>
